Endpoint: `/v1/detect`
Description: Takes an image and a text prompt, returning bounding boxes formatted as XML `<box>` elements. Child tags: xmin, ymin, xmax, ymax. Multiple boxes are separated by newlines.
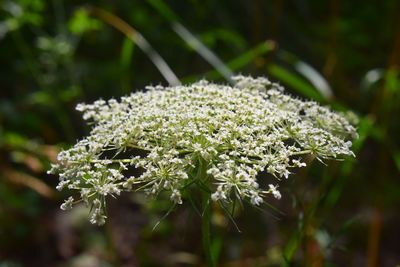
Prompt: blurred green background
<box><xmin>1</xmin><ymin>0</ymin><xmax>399</xmax><ymax>266</ymax></box>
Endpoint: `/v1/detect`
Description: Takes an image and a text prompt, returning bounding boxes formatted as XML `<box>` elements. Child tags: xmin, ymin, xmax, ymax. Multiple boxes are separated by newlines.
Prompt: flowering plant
<box><xmin>49</xmin><ymin>76</ymin><xmax>357</xmax><ymax>226</ymax></box>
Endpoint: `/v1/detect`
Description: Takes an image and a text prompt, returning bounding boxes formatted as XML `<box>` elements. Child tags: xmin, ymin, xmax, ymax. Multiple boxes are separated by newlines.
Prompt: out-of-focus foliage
<box><xmin>0</xmin><ymin>0</ymin><xmax>399</xmax><ymax>266</ymax></box>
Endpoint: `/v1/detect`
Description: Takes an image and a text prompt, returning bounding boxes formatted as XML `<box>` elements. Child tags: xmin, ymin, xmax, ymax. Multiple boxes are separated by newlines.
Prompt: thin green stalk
<box><xmin>196</xmin><ymin>157</ymin><xmax>216</xmax><ymax>267</ymax></box>
<box><xmin>201</xmin><ymin>191</ymin><xmax>214</xmax><ymax>267</ymax></box>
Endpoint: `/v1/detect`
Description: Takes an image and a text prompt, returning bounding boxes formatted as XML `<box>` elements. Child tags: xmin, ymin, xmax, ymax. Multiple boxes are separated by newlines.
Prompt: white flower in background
<box><xmin>49</xmin><ymin>76</ymin><xmax>357</xmax><ymax>225</ymax></box>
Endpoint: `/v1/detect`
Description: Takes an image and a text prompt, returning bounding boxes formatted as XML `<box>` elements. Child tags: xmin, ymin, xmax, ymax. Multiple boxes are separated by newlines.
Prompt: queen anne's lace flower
<box><xmin>48</xmin><ymin>76</ymin><xmax>357</xmax><ymax>225</ymax></box>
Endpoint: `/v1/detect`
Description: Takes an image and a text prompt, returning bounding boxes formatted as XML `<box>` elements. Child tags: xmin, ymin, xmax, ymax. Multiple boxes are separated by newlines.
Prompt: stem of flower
<box><xmin>290</xmin><ymin>149</ymin><xmax>312</xmax><ymax>156</ymax></box>
<box><xmin>69</xmin><ymin>158</ymin><xmax>133</xmax><ymax>164</ymax></box>
<box><xmin>202</xmin><ymin>189</ymin><xmax>215</xmax><ymax>267</ymax></box>
<box><xmin>197</xmin><ymin>157</ymin><xmax>216</xmax><ymax>267</ymax></box>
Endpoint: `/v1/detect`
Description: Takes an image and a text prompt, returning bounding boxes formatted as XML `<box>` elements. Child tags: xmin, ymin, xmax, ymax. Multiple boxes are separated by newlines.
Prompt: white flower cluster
<box><xmin>49</xmin><ymin>76</ymin><xmax>357</xmax><ymax>225</ymax></box>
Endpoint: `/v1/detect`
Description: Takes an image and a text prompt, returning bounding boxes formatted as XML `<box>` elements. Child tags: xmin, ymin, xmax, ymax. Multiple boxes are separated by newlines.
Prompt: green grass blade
<box><xmin>267</xmin><ymin>63</ymin><xmax>325</xmax><ymax>102</ymax></box>
<box><xmin>172</xmin><ymin>23</ymin><xmax>234</xmax><ymax>83</ymax></box>
<box><xmin>182</xmin><ymin>40</ymin><xmax>276</xmax><ymax>82</ymax></box>
<box><xmin>277</xmin><ymin>50</ymin><xmax>334</xmax><ymax>100</ymax></box>
<box><xmin>146</xmin><ymin>0</ymin><xmax>234</xmax><ymax>83</ymax></box>
<box><xmin>120</xmin><ymin>36</ymin><xmax>134</xmax><ymax>70</ymax></box>
<box><xmin>146</xmin><ymin>0</ymin><xmax>179</xmax><ymax>21</ymax></box>
<box><xmin>88</xmin><ymin>6</ymin><xmax>180</xmax><ymax>86</ymax></box>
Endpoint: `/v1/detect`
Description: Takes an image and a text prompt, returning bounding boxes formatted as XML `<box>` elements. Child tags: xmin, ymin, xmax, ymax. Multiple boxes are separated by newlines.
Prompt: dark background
<box><xmin>0</xmin><ymin>0</ymin><xmax>399</xmax><ymax>266</ymax></box>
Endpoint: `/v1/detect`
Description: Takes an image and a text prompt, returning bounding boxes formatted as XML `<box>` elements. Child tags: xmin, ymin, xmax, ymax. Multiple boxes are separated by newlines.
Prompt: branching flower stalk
<box><xmin>49</xmin><ymin>76</ymin><xmax>357</xmax><ymax>228</ymax></box>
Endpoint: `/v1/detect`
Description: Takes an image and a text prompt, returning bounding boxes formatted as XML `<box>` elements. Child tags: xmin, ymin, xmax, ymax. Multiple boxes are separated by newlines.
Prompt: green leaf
<box><xmin>392</xmin><ymin>150</ymin><xmax>400</xmax><ymax>172</ymax></box>
<box><xmin>68</xmin><ymin>8</ymin><xmax>102</xmax><ymax>35</ymax></box>
<box><xmin>384</xmin><ymin>68</ymin><xmax>399</xmax><ymax>94</ymax></box>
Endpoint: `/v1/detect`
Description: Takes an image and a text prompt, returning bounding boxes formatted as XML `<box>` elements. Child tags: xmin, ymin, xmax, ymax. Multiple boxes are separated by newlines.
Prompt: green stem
<box><xmin>290</xmin><ymin>149</ymin><xmax>312</xmax><ymax>156</ymax></box>
<box><xmin>196</xmin><ymin>157</ymin><xmax>216</xmax><ymax>267</ymax></box>
<box><xmin>201</xmin><ymin>190</ymin><xmax>215</xmax><ymax>267</ymax></box>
